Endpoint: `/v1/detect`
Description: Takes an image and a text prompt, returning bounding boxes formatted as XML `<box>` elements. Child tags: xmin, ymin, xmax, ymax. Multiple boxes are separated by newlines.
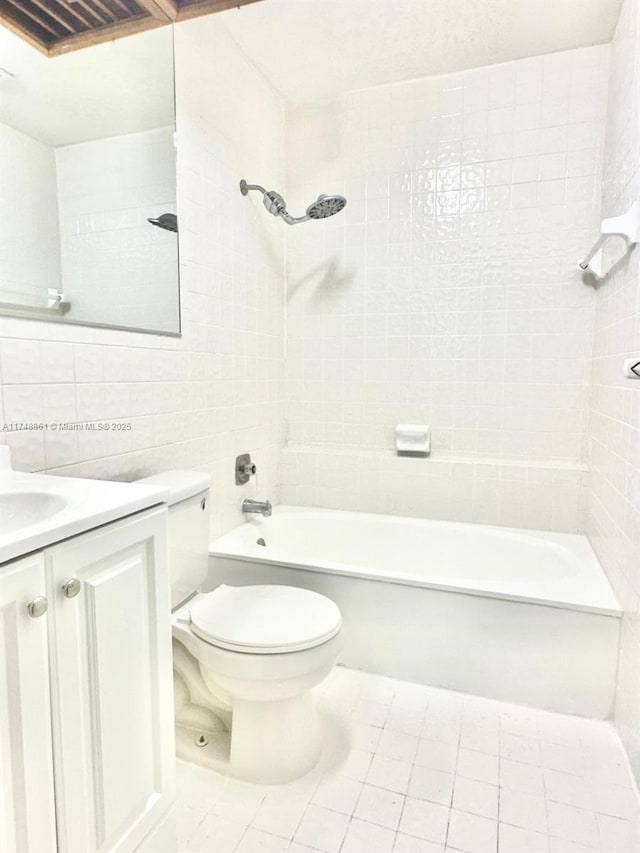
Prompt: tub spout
<box><xmin>242</xmin><ymin>498</ymin><xmax>272</xmax><ymax>517</ymax></box>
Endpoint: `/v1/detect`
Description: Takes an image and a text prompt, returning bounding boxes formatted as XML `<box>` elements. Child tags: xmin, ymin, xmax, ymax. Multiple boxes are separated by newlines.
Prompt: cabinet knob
<box><xmin>62</xmin><ymin>578</ymin><xmax>82</xmax><ymax>599</ymax></box>
<box><xmin>27</xmin><ymin>597</ymin><xmax>48</xmax><ymax>618</ymax></box>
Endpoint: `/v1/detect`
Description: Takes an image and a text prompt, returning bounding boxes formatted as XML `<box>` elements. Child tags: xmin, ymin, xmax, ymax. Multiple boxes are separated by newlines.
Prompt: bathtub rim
<box><xmin>207</xmin><ymin>548</ymin><xmax>621</xmax><ymax>619</ymax></box>
<box><xmin>209</xmin><ymin>507</ymin><xmax>621</xmax><ymax>620</ymax></box>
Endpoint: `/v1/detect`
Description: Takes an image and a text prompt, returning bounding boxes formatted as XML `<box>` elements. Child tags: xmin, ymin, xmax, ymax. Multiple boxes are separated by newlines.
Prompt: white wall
<box><xmin>586</xmin><ymin>0</ymin><xmax>640</xmax><ymax>785</ymax></box>
<box><xmin>282</xmin><ymin>46</ymin><xmax>609</xmax><ymax>532</ymax></box>
<box><xmin>55</xmin><ymin>127</ymin><xmax>179</xmax><ymax>333</ymax></box>
<box><xmin>0</xmin><ymin>121</ymin><xmax>61</xmax><ymax>306</ymax></box>
<box><xmin>0</xmin><ymin>17</ymin><xmax>285</xmax><ymax>539</ymax></box>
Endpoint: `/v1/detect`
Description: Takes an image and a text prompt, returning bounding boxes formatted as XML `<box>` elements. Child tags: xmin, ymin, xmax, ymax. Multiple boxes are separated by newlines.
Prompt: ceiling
<box><xmin>0</xmin><ymin>24</ymin><xmax>174</xmax><ymax>145</ymax></box>
<box><xmin>219</xmin><ymin>0</ymin><xmax>623</xmax><ymax>103</ymax></box>
<box><xmin>0</xmin><ymin>0</ymin><xmax>622</xmax><ymax>144</ymax></box>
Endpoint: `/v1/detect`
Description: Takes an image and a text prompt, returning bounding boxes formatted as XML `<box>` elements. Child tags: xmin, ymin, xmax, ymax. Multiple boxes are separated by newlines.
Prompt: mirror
<box><xmin>0</xmin><ymin>25</ymin><xmax>180</xmax><ymax>336</ymax></box>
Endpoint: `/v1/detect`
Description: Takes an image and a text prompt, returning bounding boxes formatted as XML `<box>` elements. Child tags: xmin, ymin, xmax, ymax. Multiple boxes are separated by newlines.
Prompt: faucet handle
<box><xmin>236</xmin><ymin>453</ymin><xmax>257</xmax><ymax>485</ymax></box>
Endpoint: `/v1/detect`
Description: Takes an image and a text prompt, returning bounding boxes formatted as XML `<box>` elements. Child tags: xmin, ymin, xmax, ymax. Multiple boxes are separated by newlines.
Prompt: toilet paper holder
<box><xmin>396</xmin><ymin>424</ymin><xmax>431</xmax><ymax>457</ymax></box>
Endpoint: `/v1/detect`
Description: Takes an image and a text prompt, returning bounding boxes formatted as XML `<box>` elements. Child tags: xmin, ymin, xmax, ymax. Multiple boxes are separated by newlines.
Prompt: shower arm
<box><xmin>240</xmin><ymin>181</ymin><xmax>267</xmax><ymax>195</ymax></box>
<box><xmin>278</xmin><ymin>211</ymin><xmax>309</xmax><ymax>225</ymax></box>
<box><xmin>277</xmin><ymin>210</ymin><xmax>310</xmax><ymax>225</ymax></box>
<box><xmin>239</xmin><ymin>179</ymin><xmax>310</xmax><ymax>225</ymax></box>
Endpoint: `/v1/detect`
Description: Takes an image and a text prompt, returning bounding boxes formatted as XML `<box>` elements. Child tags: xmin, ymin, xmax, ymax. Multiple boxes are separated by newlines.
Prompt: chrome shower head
<box><xmin>240</xmin><ymin>179</ymin><xmax>346</xmax><ymax>225</ymax></box>
<box><xmin>306</xmin><ymin>194</ymin><xmax>347</xmax><ymax>220</ymax></box>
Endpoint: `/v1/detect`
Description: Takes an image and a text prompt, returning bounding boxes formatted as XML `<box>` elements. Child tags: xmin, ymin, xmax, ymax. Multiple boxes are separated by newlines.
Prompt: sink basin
<box><xmin>0</xmin><ymin>445</ymin><xmax>169</xmax><ymax>564</ymax></box>
<box><xmin>0</xmin><ymin>491</ymin><xmax>68</xmax><ymax>534</ymax></box>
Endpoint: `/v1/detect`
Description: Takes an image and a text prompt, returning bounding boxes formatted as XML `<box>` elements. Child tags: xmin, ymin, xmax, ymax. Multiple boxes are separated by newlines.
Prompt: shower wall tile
<box><xmin>0</xmin><ymin>17</ymin><xmax>286</xmax><ymax>539</ymax></box>
<box><xmin>281</xmin><ymin>448</ymin><xmax>587</xmax><ymax>534</ymax></box>
<box><xmin>586</xmin><ymin>0</ymin><xmax>640</xmax><ymax>787</ymax></box>
<box><xmin>283</xmin><ymin>45</ymin><xmax>609</xmax><ymax>532</ymax></box>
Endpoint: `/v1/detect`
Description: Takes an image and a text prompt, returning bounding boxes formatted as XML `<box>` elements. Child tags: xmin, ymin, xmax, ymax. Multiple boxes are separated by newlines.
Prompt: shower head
<box><xmin>147</xmin><ymin>213</ymin><xmax>178</xmax><ymax>233</ymax></box>
<box><xmin>240</xmin><ymin>179</ymin><xmax>346</xmax><ymax>225</ymax></box>
<box><xmin>306</xmin><ymin>195</ymin><xmax>347</xmax><ymax>219</ymax></box>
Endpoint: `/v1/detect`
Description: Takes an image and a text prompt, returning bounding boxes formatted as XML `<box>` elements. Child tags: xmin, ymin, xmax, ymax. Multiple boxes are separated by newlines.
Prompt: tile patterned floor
<box><xmin>175</xmin><ymin>667</ymin><xmax>640</xmax><ymax>853</ymax></box>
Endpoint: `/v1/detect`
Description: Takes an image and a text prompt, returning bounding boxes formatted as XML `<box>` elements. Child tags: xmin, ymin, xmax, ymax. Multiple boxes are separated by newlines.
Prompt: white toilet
<box><xmin>137</xmin><ymin>470</ymin><xmax>342</xmax><ymax>784</ymax></box>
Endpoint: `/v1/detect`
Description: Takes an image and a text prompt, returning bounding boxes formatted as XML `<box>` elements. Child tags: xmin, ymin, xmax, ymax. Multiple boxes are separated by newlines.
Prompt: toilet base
<box><xmin>175</xmin><ymin>691</ymin><xmax>321</xmax><ymax>784</ymax></box>
<box><xmin>230</xmin><ymin>692</ymin><xmax>321</xmax><ymax>784</ymax></box>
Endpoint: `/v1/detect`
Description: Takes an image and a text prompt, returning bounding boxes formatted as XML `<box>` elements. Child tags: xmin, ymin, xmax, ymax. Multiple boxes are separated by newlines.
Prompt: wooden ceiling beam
<box><xmin>27</xmin><ymin>0</ymin><xmax>99</xmax><ymax>32</ymax></box>
<box><xmin>175</xmin><ymin>0</ymin><xmax>264</xmax><ymax>23</ymax></box>
<box><xmin>1</xmin><ymin>0</ymin><xmax>66</xmax><ymax>37</ymax></box>
<box><xmin>0</xmin><ymin>7</ymin><xmax>50</xmax><ymax>53</ymax></box>
<box><xmin>106</xmin><ymin>0</ymin><xmax>137</xmax><ymax>16</ymax></box>
<box><xmin>59</xmin><ymin>0</ymin><xmax>112</xmax><ymax>27</ymax></box>
<box><xmin>0</xmin><ymin>0</ymin><xmax>266</xmax><ymax>57</ymax></box>
<box><xmin>46</xmin><ymin>12</ymin><xmax>164</xmax><ymax>54</ymax></box>
<box><xmin>138</xmin><ymin>0</ymin><xmax>177</xmax><ymax>22</ymax></box>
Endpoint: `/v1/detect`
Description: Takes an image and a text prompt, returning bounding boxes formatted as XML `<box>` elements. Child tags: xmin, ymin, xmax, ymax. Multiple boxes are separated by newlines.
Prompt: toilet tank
<box><xmin>135</xmin><ymin>470</ymin><xmax>211</xmax><ymax>609</ymax></box>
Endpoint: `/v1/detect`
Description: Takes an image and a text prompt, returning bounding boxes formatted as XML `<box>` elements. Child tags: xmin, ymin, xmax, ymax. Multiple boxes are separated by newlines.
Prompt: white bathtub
<box><xmin>209</xmin><ymin>507</ymin><xmax>621</xmax><ymax>718</ymax></box>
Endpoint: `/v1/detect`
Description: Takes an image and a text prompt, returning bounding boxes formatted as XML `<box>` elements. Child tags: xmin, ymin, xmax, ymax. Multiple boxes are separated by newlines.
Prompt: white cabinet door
<box><xmin>46</xmin><ymin>507</ymin><xmax>175</xmax><ymax>853</ymax></box>
<box><xmin>0</xmin><ymin>553</ymin><xmax>57</xmax><ymax>853</ymax></box>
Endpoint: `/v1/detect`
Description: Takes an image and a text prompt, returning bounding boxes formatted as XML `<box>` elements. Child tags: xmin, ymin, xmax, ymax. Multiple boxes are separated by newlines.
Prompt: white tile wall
<box><xmin>0</xmin><ymin>120</ymin><xmax>62</xmax><ymax>305</ymax></box>
<box><xmin>282</xmin><ymin>46</ymin><xmax>610</xmax><ymax>532</ymax></box>
<box><xmin>586</xmin><ymin>0</ymin><xmax>640</xmax><ymax>787</ymax></box>
<box><xmin>0</xmin><ymin>17</ymin><xmax>286</xmax><ymax>539</ymax></box>
<box><xmin>55</xmin><ymin>127</ymin><xmax>179</xmax><ymax>333</ymax></box>
<box><xmin>281</xmin><ymin>448</ymin><xmax>586</xmax><ymax>533</ymax></box>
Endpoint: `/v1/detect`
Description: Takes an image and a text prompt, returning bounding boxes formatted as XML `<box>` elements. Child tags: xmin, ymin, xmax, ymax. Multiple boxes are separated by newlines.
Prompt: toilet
<box><xmin>136</xmin><ymin>470</ymin><xmax>342</xmax><ymax>784</ymax></box>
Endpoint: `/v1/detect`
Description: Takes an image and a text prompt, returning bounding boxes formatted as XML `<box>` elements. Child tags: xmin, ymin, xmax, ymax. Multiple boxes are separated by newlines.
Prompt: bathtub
<box><xmin>209</xmin><ymin>507</ymin><xmax>621</xmax><ymax>718</ymax></box>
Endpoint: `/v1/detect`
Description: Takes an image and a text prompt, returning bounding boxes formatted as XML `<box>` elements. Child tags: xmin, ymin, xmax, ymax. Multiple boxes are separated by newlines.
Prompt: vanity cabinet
<box><xmin>0</xmin><ymin>506</ymin><xmax>175</xmax><ymax>853</ymax></box>
<box><xmin>0</xmin><ymin>552</ymin><xmax>57</xmax><ymax>852</ymax></box>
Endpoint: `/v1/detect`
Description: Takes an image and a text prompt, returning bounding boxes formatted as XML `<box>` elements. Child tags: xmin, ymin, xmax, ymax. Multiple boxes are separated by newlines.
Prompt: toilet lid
<box><xmin>189</xmin><ymin>585</ymin><xmax>342</xmax><ymax>654</ymax></box>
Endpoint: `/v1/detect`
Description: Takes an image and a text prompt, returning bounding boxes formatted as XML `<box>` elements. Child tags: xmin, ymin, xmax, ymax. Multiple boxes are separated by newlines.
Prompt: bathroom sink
<box><xmin>0</xmin><ymin>491</ymin><xmax>68</xmax><ymax>533</ymax></box>
<box><xmin>0</xmin><ymin>446</ymin><xmax>170</xmax><ymax>563</ymax></box>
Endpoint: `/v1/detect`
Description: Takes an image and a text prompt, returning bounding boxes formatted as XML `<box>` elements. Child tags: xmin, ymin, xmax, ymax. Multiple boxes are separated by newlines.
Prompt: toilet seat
<box><xmin>189</xmin><ymin>585</ymin><xmax>342</xmax><ymax>654</ymax></box>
